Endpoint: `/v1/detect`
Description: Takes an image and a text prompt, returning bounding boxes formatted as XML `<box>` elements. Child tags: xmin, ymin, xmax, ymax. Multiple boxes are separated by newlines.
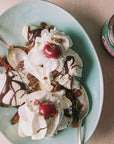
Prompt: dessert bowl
<box><xmin>0</xmin><ymin>0</ymin><xmax>104</xmax><ymax>144</ymax></box>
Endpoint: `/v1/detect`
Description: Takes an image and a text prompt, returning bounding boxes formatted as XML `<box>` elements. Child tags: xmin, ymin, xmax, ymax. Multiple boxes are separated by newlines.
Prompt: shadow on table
<box><xmin>71</xmin><ymin>9</ymin><xmax>114</xmax><ymax>141</ymax></box>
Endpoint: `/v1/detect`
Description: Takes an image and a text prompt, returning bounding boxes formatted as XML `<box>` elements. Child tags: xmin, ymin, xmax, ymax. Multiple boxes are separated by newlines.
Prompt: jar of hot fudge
<box><xmin>101</xmin><ymin>15</ymin><xmax>114</xmax><ymax>57</ymax></box>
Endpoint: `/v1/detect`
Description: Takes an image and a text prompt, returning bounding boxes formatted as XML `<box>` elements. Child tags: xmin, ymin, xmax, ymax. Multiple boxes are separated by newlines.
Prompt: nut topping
<box><xmin>0</xmin><ymin>56</ymin><xmax>6</xmax><ymax>67</ymax></box>
<box><xmin>51</xmin><ymin>37</ymin><xmax>62</xmax><ymax>43</ymax></box>
<box><xmin>11</xmin><ymin>111</ymin><xmax>20</xmax><ymax>125</ymax></box>
<box><xmin>18</xmin><ymin>60</ymin><xmax>24</xmax><ymax>70</ymax></box>
<box><xmin>33</xmin><ymin>99</ymin><xmax>40</xmax><ymax>106</ymax></box>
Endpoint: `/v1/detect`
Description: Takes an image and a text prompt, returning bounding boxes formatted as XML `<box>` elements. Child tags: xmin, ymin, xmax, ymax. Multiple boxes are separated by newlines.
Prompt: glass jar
<box><xmin>101</xmin><ymin>15</ymin><xmax>114</xmax><ymax>57</ymax></box>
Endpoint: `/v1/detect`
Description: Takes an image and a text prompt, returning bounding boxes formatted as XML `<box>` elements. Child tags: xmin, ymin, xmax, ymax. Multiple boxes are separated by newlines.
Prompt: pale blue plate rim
<box><xmin>0</xmin><ymin>0</ymin><xmax>104</xmax><ymax>143</ymax></box>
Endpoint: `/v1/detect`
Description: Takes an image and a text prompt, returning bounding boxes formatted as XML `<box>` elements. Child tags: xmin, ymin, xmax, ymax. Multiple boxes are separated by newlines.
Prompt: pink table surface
<box><xmin>0</xmin><ymin>0</ymin><xmax>114</xmax><ymax>144</ymax></box>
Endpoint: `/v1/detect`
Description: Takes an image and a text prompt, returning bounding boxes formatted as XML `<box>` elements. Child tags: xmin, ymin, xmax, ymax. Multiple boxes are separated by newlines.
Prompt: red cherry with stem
<box><xmin>43</xmin><ymin>43</ymin><xmax>61</xmax><ymax>58</ymax></box>
<box><xmin>39</xmin><ymin>101</ymin><xmax>57</xmax><ymax>118</ymax></box>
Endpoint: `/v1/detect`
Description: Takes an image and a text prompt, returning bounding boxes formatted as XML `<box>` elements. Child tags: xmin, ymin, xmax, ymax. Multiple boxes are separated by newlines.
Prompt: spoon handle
<box><xmin>0</xmin><ymin>34</ymin><xmax>10</xmax><ymax>49</ymax></box>
<box><xmin>78</xmin><ymin>119</ymin><xmax>82</xmax><ymax>144</ymax></box>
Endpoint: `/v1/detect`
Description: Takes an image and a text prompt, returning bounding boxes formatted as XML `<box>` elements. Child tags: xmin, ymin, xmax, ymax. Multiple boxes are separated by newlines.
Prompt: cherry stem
<box><xmin>47</xmin><ymin>41</ymin><xmax>53</xmax><ymax>49</ymax></box>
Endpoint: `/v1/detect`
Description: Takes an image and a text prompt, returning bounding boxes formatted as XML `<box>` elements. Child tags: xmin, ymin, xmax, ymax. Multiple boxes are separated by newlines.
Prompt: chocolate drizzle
<box><xmin>36</xmin><ymin>117</ymin><xmax>51</xmax><ymax>133</ymax></box>
<box><xmin>0</xmin><ymin>71</ymin><xmax>28</xmax><ymax>106</ymax></box>
<box><xmin>28</xmin><ymin>26</ymin><xmax>42</xmax><ymax>45</ymax></box>
<box><xmin>64</xmin><ymin>56</ymin><xmax>82</xmax><ymax>72</ymax></box>
<box><xmin>55</xmin><ymin>56</ymin><xmax>82</xmax><ymax>89</ymax></box>
<box><xmin>64</xmin><ymin>56</ymin><xmax>75</xmax><ymax>74</ymax></box>
<box><xmin>60</xmin><ymin>56</ymin><xmax>76</xmax><ymax>88</ymax></box>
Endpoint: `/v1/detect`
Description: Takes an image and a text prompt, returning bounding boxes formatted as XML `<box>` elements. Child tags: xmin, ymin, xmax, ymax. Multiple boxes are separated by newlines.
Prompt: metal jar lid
<box><xmin>108</xmin><ymin>15</ymin><xmax>114</xmax><ymax>47</ymax></box>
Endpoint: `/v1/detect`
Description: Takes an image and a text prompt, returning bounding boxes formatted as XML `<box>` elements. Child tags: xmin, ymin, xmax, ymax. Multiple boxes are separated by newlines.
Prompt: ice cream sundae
<box><xmin>0</xmin><ymin>22</ymin><xmax>83</xmax><ymax>140</ymax></box>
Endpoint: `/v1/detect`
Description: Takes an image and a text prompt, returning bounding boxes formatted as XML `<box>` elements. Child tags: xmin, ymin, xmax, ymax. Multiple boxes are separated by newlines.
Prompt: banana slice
<box><xmin>39</xmin><ymin>82</ymin><xmax>54</xmax><ymax>92</ymax></box>
<box><xmin>22</xmin><ymin>25</ymin><xmax>38</xmax><ymax>41</ymax></box>
<box><xmin>18</xmin><ymin>120</ymin><xmax>27</xmax><ymax>137</ymax></box>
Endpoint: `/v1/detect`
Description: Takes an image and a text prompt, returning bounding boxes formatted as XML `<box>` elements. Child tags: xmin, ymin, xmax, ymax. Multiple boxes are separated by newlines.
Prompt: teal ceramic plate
<box><xmin>0</xmin><ymin>0</ymin><xmax>103</xmax><ymax>144</ymax></box>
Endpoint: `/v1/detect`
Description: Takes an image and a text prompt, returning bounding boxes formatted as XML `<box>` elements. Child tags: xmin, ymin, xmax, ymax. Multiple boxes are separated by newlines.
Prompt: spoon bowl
<box><xmin>7</xmin><ymin>47</ymin><xmax>27</xmax><ymax>71</ymax></box>
<box><xmin>0</xmin><ymin>34</ymin><xmax>32</xmax><ymax>93</ymax></box>
<box><xmin>0</xmin><ymin>34</ymin><xmax>27</xmax><ymax>71</ymax></box>
<box><xmin>77</xmin><ymin>86</ymin><xmax>89</xmax><ymax>144</ymax></box>
<box><xmin>78</xmin><ymin>86</ymin><xmax>89</xmax><ymax>119</ymax></box>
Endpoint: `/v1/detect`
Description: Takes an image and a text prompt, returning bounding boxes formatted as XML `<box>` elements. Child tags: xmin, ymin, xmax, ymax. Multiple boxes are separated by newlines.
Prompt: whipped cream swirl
<box><xmin>18</xmin><ymin>90</ymin><xmax>72</xmax><ymax>139</ymax></box>
<box><xmin>22</xmin><ymin>26</ymin><xmax>83</xmax><ymax>89</ymax></box>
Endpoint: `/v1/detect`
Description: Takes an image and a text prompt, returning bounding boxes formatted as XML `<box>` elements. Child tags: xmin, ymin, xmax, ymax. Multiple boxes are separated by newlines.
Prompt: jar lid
<box><xmin>108</xmin><ymin>15</ymin><xmax>114</xmax><ymax>47</ymax></box>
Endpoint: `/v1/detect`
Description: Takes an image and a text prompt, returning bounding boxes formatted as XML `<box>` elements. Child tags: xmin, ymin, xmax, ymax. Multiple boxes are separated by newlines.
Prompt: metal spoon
<box><xmin>0</xmin><ymin>34</ymin><xmax>32</xmax><ymax>93</ymax></box>
<box><xmin>0</xmin><ymin>34</ymin><xmax>27</xmax><ymax>71</ymax></box>
<box><xmin>77</xmin><ymin>86</ymin><xmax>89</xmax><ymax>144</ymax></box>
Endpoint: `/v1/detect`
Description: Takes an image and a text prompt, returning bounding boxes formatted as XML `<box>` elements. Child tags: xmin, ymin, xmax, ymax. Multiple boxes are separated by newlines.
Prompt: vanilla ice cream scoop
<box><xmin>55</xmin><ymin>49</ymin><xmax>83</xmax><ymax>89</ymax></box>
<box><xmin>22</xmin><ymin>25</ymin><xmax>73</xmax><ymax>84</ymax></box>
<box><xmin>22</xmin><ymin>25</ymin><xmax>82</xmax><ymax>89</ymax></box>
<box><xmin>18</xmin><ymin>90</ymin><xmax>72</xmax><ymax>139</ymax></box>
<box><xmin>0</xmin><ymin>70</ymin><xmax>28</xmax><ymax>106</ymax></box>
<box><xmin>22</xmin><ymin>25</ymin><xmax>73</xmax><ymax>50</ymax></box>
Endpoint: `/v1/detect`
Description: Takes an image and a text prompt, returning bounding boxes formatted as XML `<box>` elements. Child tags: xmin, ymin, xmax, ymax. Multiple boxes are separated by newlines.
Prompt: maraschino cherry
<box><xmin>43</xmin><ymin>43</ymin><xmax>61</xmax><ymax>58</ymax></box>
<box><xmin>39</xmin><ymin>101</ymin><xmax>57</xmax><ymax>118</ymax></box>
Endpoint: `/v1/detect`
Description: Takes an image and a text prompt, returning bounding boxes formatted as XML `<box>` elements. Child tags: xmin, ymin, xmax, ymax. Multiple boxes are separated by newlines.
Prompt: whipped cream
<box><xmin>0</xmin><ymin>23</ymin><xmax>84</xmax><ymax>141</ymax></box>
<box><xmin>22</xmin><ymin>25</ymin><xmax>83</xmax><ymax>89</ymax></box>
<box><xmin>23</xmin><ymin>27</ymin><xmax>73</xmax><ymax>84</ymax></box>
<box><xmin>18</xmin><ymin>90</ymin><xmax>72</xmax><ymax>139</ymax></box>
<box><xmin>55</xmin><ymin>49</ymin><xmax>83</xmax><ymax>89</ymax></box>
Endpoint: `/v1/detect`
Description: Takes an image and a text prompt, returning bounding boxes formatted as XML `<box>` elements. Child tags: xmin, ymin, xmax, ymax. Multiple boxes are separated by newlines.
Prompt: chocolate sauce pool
<box><xmin>0</xmin><ymin>71</ymin><xmax>28</xmax><ymax>106</ymax></box>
